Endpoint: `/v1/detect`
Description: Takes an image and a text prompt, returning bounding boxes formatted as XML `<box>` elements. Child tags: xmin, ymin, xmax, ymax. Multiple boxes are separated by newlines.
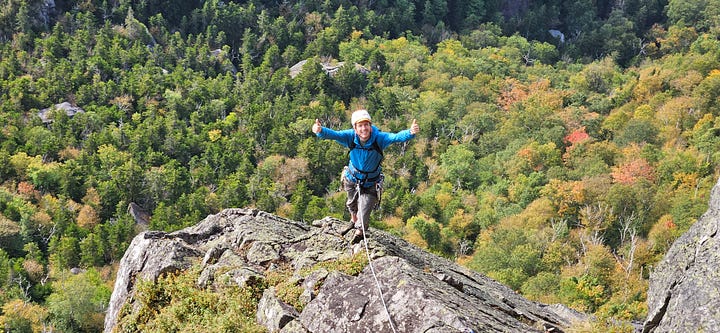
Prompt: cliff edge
<box><xmin>642</xmin><ymin>178</ymin><xmax>720</xmax><ymax>332</ymax></box>
<box><xmin>104</xmin><ymin>208</ymin><xmax>586</xmax><ymax>332</ymax></box>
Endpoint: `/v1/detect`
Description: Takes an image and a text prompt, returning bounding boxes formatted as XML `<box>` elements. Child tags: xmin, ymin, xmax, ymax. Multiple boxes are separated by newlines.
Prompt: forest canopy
<box><xmin>1</xmin><ymin>0</ymin><xmax>719</xmax><ymax>331</ymax></box>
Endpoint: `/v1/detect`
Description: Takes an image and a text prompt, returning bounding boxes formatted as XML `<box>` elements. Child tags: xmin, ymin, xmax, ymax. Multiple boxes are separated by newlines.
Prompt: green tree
<box><xmin>615</xmin><ymin>118</ymin><xmax>659</xmax><ymax>146</ymax></box>
<box><xmin>47</xmin><ymin>269</ymin><xmax>111</xmax><ymax>333</ymax></box>
<box><xmin>421</xmin><ymin>0</ymin><xmax>448</xmax><ymax>27</ymax></box>
<box><xmin>408</xmin><ymin>216</ymin><xmax>443</xmax><ymax>253</ymax></box>
<box><xmin>371</xmin><ymin>0</ymin><xmax>416</xmax><ymax>37</ymax></box>
<box><xmin>216</xmin><ymin>171</ymin><xmax>250</xmax><ymax>210</ymax></box>
<box><xmin>602</xmin><ymin>181</ymin><xmax>655</xmax><ymax>248</ymax></box>
<box><xmin>331</xmin><ymin>62</ymin><xmax>369</xmax><ymax>103</ymax></box>
<box><xmin>559</xmin><ymin>244</ymin><xmax>615</xmax><ymax>313</ymax></box>
<box><xmin>593</xmin><ymin>10</ymin><xmax>640</xmax><ymax>66</ymax></box>
<box><xmin>102</xmin><ymin>212</ymin><xmax>135</xmax><ymax>262</ymax></box>
<box><xmin>694</xmin><ymin>70</ymin><xmax>720</xmax><ymax>116</ymax></box>
<box><xmin>624</xmin><ymin>0</ymin><xmax>667</xmax><ymax>33</ymax></box>
<box><xmin>666</xmin><ymin>0</ymin><xmax>720</xmax><ymax>31</ymax></box>
<box><xmin>23</xmin><ymin>126</ymin><xmax>61</xmax><ymax>160</ymax></box>
<box><xmin>521</xmin><ymin>271</ymin><xmax>562</xmax><ymax>304</ymax></box>
<box><xmin>79</xmin><ymin>232</ymin><xmax>105</xmax><ymax>268</ymax></box>
<box><xmin>690</xmin><ymin>114</ymin><xmax>720</xmax><ymax>164</ymax></box>
<box><xmin>0</xmin><ymin>249</ymin><xmax>11</xmax><ymax>290</ymax></box>
<box><xmin>303</xmin><ymin>196</ymin><xmax>330</xmax><ymax>223</ymax></box>
<box><xmin>564</xmin><ymin>0</ymin><xmax>598</xmax><ymax>43</ymax></box>
<box><xmin>26</xmin><ymin>161</ymin><xmax>63</xmax><ymax>194</ymax></box>
<box><xmin>173</xmin><ymin>187</ymin><xmax>216</xmax><ymax>229</ymax></box>
<box><xmin>508</xmin><ymin>172</ymin><xmax>547</xmax><ymax>207</ymax></box>
<box><xmin>289</xmin><ymin>180</ymin><xmax>312</xmax><ymax>222</ymax></box>
<box><xmin>49</xmin><ymin>235</ymin><xmax>80</xmax><ymax>270</ymax></box>
<box><xmin>447</xmin><ymin>0</ymin><xmax>489</xmax><ymax>32</ymax></box>
<box><xmin>439</xmin><ymin>144</ymin><xmax>479</xmax><ymax>190</ymax></box>
<box><xmin>469</xmin><ymin>227</ymin><xmax>541</xmax><ymax>290</ymax></box>
<box><xmin>143</xmin><ymin>160</ymin><xmax>189</xmax><ymax>209</ymax></box>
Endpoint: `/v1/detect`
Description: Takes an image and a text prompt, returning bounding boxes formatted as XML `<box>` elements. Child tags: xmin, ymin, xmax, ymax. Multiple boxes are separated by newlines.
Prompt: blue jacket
<box><xmin>317</xmin><ymin>125</ymin><xmax>415</xmax><ymax>187</ymax></box>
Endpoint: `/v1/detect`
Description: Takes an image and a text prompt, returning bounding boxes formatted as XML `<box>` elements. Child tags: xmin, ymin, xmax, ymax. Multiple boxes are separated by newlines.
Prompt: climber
<box><xmin>312</xmin><ymin>109</ymin><xmax>420</xmax><ymax>242</ymax></box>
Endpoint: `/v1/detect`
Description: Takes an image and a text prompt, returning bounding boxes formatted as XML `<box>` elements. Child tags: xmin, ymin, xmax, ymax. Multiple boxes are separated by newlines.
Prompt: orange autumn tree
<box><xmin>541</xmin><ymin>179</ymin><xmax>587</xmax><ymax>222</ymax></box>
<box><xmin>611</xmin><ymin>158</ymin><xmax>656</xmax><ymax>185</ymax></box>
<box><xmin>497</xmin><ymin>77</ymin><xmax>529</xmax><ymax>111</ymax></box>
<box><xmin>564</xmin><ymin>127</ymin><xmax>591</xmax><ymax>146</ymax></box>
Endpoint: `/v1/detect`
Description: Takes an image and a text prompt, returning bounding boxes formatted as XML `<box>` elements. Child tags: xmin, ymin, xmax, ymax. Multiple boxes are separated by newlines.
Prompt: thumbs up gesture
<box><xmin>410</xmin><ymin>119</ymin><xmax>420</xmax><ymax>135</ymax></box>
<box><xmin>312</xmin><ymin>118</ymin><xmax>322</xmax><ymax>134</ymax></box>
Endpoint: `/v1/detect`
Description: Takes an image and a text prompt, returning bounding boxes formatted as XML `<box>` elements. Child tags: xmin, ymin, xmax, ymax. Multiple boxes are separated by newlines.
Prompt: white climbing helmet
<box><xmin>351</xmin><ymin>109</ymin><xmax>372</xmax><ymax>126</ymax></box>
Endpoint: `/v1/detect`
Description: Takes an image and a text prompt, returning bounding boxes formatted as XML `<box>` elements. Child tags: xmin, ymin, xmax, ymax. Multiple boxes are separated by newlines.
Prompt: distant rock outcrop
<box><xmin>126</xmin><ymin>202</ymin><xmax>150</xmax><ymax>228</ymax></box>
<box><xmin>289</xmin><ymin>59</ymin><xmax>369</xmax><ymax>78</ymax></box>
<box><xmin>642</xmin><ymin>178</ymin><xmax>720</xmax><ymax>332</ymax></box>
<box><xmin>104</xmin><ymin>208</ymin><xmax>587</xmax><ymax>333</ymax></box>
<box><xmin>38</xmin><ymin>102</ymin><xmax>84</xmax><ymax>123</ymax></box>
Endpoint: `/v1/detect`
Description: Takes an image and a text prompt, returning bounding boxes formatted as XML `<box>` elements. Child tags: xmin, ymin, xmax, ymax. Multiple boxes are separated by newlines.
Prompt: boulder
<box><xmin>38</xmin><ymin>102</ymin><xmax>84</xmax><ymax>123</ymax></box>
<box><xmin>257</xmin><ymin>287</ymin><xmax>301</xmax><ymax>331</ymax></box>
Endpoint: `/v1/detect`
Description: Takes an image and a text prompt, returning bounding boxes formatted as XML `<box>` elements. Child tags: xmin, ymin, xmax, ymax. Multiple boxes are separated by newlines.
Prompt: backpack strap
<box><xmin>348</xmin><ymin>139</ymin><xmax>383</xmax><ymax>158</ymax></box>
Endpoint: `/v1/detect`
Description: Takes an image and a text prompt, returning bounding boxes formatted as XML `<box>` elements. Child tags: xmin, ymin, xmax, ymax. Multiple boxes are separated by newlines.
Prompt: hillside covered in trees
<box><xmin>1</xmin><ymin>0</ymin><xmax>719</xmax><ymax>331</ymax></box>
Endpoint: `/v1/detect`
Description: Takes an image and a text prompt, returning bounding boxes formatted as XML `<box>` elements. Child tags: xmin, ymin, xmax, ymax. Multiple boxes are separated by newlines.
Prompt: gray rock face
<box><xmin>302</xmin><ymin>256</ymin><xmax>539</xmax><ymax>332</ymax></box>
<box><xmin>642</xmin><ymin>179</ymin><xmax>720</xmax><ymax>333</ymax></box>
<box><xmin>257</xmin><ymin>287</ymin><xmax>301</xmax><ymax>331</ymax></box>
<box><xmin>104</xmin><ymin>208</ymin><xmax>586</xmax><ymax>333</ymax></box>
<box><xmin>102</xmin><ymin>229</ymin><xmax>203</xmax><ymax>330</ymax></box>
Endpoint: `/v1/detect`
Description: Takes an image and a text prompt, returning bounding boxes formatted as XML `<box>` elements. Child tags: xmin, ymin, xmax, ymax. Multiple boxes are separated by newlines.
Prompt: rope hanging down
<box><xmin>360</xmin><ymin>226</ymin><xmax>398</xmax><ymax>333</ymax></box>
<box><xmin>348</xmin><ymin>182</ymin><xmax>397</xmax><ymax>332</ymax></box>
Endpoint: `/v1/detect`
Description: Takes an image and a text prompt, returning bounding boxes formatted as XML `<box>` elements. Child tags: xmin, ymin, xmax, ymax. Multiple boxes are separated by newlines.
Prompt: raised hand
<box><xmin>312</xmin><ymin>118</ymin><xmax>322</xmax><ymax>134</ymax></box>
<box><xmin>410</xmin><ymin>119</ymin><xmax>420</xmax><ymax>135</ymax></box>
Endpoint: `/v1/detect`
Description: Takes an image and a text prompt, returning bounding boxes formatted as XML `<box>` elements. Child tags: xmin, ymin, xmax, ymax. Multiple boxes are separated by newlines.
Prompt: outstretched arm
<box><xmin>376</xmin><ymin>119</ymin><xmax>420</xmax><ymax>148</ymax></box>
<box><xmin>313</xmin><ymin>119</ymin><xmax>354</xmax><ymax>146</ymax></box>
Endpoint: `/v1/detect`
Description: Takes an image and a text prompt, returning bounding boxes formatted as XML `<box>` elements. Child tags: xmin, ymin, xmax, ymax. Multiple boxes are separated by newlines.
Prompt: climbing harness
<box><xmin>346</xmin><ymin>174</ymin><xmax>384</xmax><ymax>211</ymax></box>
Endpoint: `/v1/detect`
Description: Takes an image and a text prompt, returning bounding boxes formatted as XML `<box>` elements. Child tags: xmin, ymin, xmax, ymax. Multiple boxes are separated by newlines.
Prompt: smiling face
<box><xmin>353</xmin><ymin>120</ymin><xmax>372</xmax><ymax>141</ymax></box>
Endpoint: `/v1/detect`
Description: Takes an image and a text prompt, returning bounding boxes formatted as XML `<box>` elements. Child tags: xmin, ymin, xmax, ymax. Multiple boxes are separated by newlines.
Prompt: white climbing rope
<box><xmin>360</xmin><ymin>226</ymin><xmax>398</xmax><ymax>333</ymax></box>
<box><xmin>349</xmin><ymin>181</ymin><xmax>397</xmax><ymax>333</ymax></box>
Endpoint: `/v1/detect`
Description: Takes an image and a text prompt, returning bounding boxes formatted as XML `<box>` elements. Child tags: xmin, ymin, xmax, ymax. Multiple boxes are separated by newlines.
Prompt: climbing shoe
<box><xmin>350</xmin><ymin>228</ymin><xmax>364</xmax><ymax>244</ymax></box>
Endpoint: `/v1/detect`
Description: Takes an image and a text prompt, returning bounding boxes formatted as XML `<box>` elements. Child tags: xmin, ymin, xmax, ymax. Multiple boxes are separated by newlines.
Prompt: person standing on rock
<box><xmin>312</xmin><ymin>109</ymin><xmax>420</xmax><ymax>242</ymax></box>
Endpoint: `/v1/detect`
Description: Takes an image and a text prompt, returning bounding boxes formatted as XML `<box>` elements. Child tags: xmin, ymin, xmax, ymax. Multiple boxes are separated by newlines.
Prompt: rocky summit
<box><xmin>104</xmin><ymin>208</ymin><xmax>587</xmax><ymax>332</ymax></box>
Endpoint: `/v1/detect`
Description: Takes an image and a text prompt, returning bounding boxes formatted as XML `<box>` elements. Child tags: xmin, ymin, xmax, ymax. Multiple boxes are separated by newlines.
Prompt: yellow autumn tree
<box><xmin>77</xmin><ymin>204</ymin><xmax>100</xmax><ymax>229</ymax></box>
<box><xmin>0</xmin><ymin>299</ymin><xmax>48</xmax><ymax>332</ymax></box>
